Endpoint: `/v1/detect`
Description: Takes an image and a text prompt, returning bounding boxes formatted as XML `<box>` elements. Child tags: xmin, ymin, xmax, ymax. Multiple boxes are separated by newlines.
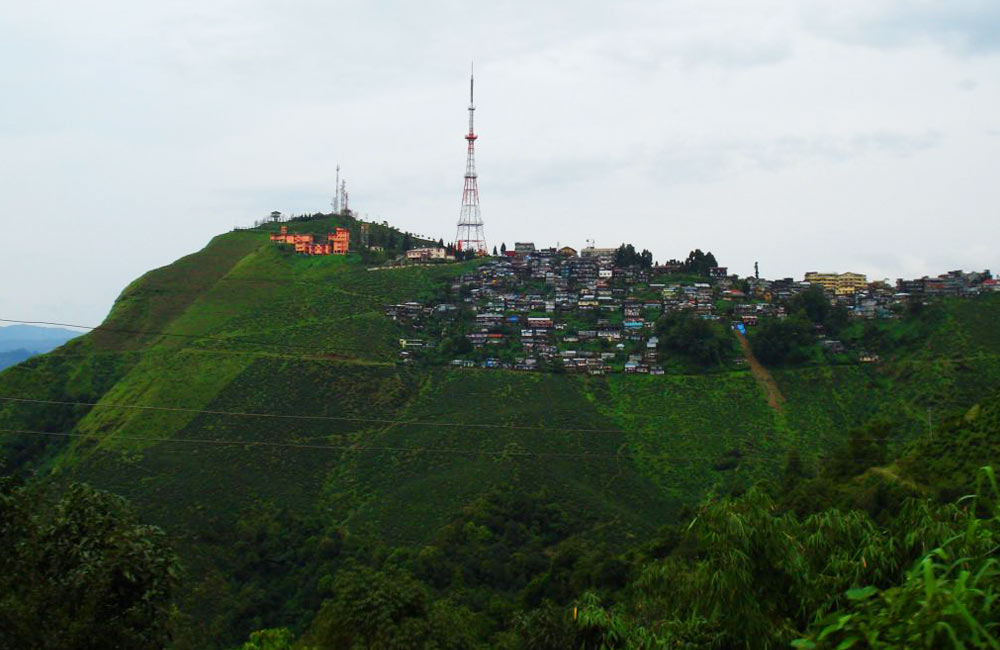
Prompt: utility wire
<box><xmin>0</xmin><ymin>371</ymin><xmax>828</xmax><ymax>427</ymax></box>
<box><xmin>128</xmin><ymin>274</ymin><xmax>411</xmax><ymax>297</ymax></box>
<box><xmin>6</xmin><ymin>316</ymin><xmax>999</xmax><ymax>368</ymax></box>
<box><xmin>8</xmin><ymin>314</ymin><xmax>994</xmax><ymax>366</ymax></box>
<box><xmin>0</xmin><ymin>396</ymin><xmax>634</xmax><ymax>434</ymax></box>
<box><xmin>0</xmin><ymin>427</ymin><xmax>708</xmax><ymax>460</ymax></box>
<box><xmin>0</xmin><ymin>318</ymin><xmax>376</xmax><ymax>356</ymax></box>
<box><xmin>2</xmin><ymin>349</ymin><xmax>374</xmax><ymax>366</ymax></box>
<box><xmin>0</xmin><ymin>395</ymin><xmax>907</xmax><ymax>442</ymax></box>
<box><xmin>0</xmin><ymin>427</ymin><xmax>877</xmax><ymax>462</ymax></box>
<box><xmin>9</xmin><ymin>344</ymin><xmax>997</xmax><ymax>383</ymax></box>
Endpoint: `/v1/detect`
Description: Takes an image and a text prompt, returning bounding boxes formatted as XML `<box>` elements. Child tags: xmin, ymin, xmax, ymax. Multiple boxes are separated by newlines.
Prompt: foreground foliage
<box><xmin>0</xmin><ymin>479</ymin><xmax>178</xmax><ymax>650</ymax></box>
<box><xmin>795</xmin><ymin>469</ymin><xmax>1000</xmax><ymax>649</ymax></box>
<box><xmin>574</xmin><ymin>468</ymin><xmax>1000</xmax><ymax>649</ymax></box>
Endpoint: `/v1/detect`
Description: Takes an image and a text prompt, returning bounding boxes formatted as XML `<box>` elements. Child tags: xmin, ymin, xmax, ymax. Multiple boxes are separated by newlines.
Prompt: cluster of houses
<box><xmin>384</xmin><ymin>242</ymin><xmax>996</xmax><ymax>373</ymax></box>
<box><xmin>269</xmin><ymin>225</ymin><xmax>350</xmax><ymax>255</ymax></box>
<box><xmin>895</xmin><ymin>269</ymin><xmax>996</xmax><ymax>297</ymax></box>
<box><xmin>387</xmin><ymin>244</ymin><xmax>723</xmax><ymax>373</ymax></box>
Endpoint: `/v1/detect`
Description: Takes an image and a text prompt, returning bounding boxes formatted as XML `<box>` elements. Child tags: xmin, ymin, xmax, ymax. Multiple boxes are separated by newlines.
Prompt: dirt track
<box><xmin>734</xmin><ymin>331</ymin><xmax>785</xmax><ymax>413</ymax></box>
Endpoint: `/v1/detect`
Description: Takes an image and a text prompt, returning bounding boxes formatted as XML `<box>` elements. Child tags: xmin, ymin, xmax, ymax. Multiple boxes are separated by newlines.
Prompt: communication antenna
<box><xmin>454</xmin><ymin>63</ymin><xmax>486</xmax><ymax>253</ymax></box>
<box><xmin>332</xmin><ymin>164</ymin><xmax>340</xmax><ymax>213</ymax></box>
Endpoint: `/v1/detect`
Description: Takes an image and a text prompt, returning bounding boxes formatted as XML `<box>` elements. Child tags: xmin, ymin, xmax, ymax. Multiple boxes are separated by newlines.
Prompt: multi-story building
<box><xmin>328</xmin><ymin>228</ymin><xmax>350</xmax><ymax>254</ymax></box>
<box><xmin>804</xmin><ymin>271</ymin><xmax>868</xmax><ymax>295</ymax></box>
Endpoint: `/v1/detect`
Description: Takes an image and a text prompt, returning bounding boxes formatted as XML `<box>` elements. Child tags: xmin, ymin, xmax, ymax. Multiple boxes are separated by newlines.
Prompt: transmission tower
<box><xmin>331</xmin><ymin>164</ymin><xmax>340</xmax><ymax>214</ymax></box>
<box><xmin>455</xmin><ymin>66</ymin><xmax>486</xmax><ymax>253</ymax></box>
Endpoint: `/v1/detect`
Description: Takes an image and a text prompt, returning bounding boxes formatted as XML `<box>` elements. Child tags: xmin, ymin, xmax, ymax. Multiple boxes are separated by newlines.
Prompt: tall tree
<box><xmin>304</xmin><ymin>565</ymin><xmax>476</xmax><ymax>649</ymax></box>
<box><xmin>682</xmin><ymin>249</ymin><xmax>719</xmax><ymax>276</ymax></box>
<box><xmin>0</xmin><ymin>480</ymin><xmax>179</xmax><ymax>650</ymax></box>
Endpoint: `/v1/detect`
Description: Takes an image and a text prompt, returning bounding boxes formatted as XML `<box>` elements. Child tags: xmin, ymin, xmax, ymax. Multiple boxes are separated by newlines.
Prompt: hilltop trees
<box><xmin>748</xmin><ymin>285</ymin><xmax>850</xmax><ymax>366</ymax></box>
<box><xmin>682</xmin><ymin>249</ymin><xmax>718</xmax><ymax>276</ymax></box>
<box><xmin>614</xmin><ymin>244</ymin><xmax>653</xmax><ymax>268</ymax></box>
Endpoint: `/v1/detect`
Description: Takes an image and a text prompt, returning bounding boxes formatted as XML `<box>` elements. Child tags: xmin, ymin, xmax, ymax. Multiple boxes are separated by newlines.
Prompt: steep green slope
<box><xmin>3</xmin><ymin>219</ymin><xmax>1000</xmax><ymax>645</ymax></box>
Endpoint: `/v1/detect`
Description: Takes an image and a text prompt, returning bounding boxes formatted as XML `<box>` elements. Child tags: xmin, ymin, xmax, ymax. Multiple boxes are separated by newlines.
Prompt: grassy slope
<box><xmin>4</xmin><ymin>226</ymin><xmax>1000</xmax><ymax>647</ymax></box>
<box><xmin>3</xmin><ymin>227</ymin><xmax>1000</xmax><ymax>588</ymax></box>
<box><xmin>773</xmin><ymin>295</ymin><xmax>1000</xmax><ymax>460</ymax></box>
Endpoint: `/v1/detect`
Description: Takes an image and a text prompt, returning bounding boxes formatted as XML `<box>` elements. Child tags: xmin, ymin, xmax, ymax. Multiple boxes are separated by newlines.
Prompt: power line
<box><xmin>3</xmin><ymin>312</ymin><xmax>986</xmax><ymax>404</ymax></box>
<box><xmin>0</xmin><ymin>427</ymin><xmax>718</xmax><ymax>460</ymax></box>
<box><xmin>7</xmin><ymin>316</ymin><xmax>1000</xmax><ymax>370</ymax></box>
<box><xmin>0</xmin><ymin>318</ymin><xmax>377</xmax><ymax>356</ymax></box>
<box><xmin>9</xmin><ymin>341</ymin><xmax>999</xmax><ymax>384</ymax></box>
<box><xmin>130</xmin><ymin>273</ymin><xmax>424</xmax><ymax>295</ymax></box>
<box><xmin>0</xmin><ymin>426</ymin><xmax>874</xmax><ymax>463</ymax></box>
<box><xmin>0</xmin><ymin>348</ymin><xmax>388</xmax><ymax>369</ymax></box>
<box><xmin>0</xmin><ymin>395</ymin><xmax>906</xmax><ymax>441</ymax></box>
<box><xmin>0</xmin><ymin>323</ymin><xmax>988</xmax><ymax>437</ymax></box>
<box><xmin>0</xmin><ymin>364</ymin><xmax>802</xmax><ymax>425</ymax></box>
<box><xmin>0</xmin><ymin>395</ymin><xmax>631</xmax><ymax>434</ymax></box>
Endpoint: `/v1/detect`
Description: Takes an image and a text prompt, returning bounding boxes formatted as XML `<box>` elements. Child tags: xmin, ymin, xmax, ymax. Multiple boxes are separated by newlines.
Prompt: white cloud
<box><xmin>804</xmin><ymin>0</ymin><xmax>1000</xmax><ymax>55</ymax></box>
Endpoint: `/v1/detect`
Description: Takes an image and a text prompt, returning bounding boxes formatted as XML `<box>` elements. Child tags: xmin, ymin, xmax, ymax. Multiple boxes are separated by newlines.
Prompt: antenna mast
<box><xmin>332</xmin><ymin>164</ymin><xmax>340</xmax><ymax>214</ymax></box>
<box><xmin>455</xmin><ymin>64</ymin><xmax>486</xmax><ymax>254</ymax></box>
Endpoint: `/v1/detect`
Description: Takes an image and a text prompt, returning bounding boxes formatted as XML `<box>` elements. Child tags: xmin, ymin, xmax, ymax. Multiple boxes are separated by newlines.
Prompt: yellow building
<box><xmin>804</xmin><ymin>271</ymin><xmax>868</xmax><ymax>295</ymax></box>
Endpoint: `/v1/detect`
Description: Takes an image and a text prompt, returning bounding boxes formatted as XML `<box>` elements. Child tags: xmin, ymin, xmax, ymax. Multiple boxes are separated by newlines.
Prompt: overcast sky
<box><xmin>1</xmin><ymin>0</ymin><xmax>998</xmax><ymax>326</ymax></box>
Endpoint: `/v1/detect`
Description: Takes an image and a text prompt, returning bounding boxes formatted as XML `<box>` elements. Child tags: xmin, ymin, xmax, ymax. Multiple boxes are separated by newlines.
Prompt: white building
<box><xmin>406</xmin><ymin>247</ymin><xmax>450</xmax><ymax>261</ymax></box>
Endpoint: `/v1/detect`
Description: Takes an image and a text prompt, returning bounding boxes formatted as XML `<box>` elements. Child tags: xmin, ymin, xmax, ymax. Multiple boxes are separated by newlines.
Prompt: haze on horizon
<box><xmin>1</xmin><ymin>0</ymin><xmax>998</xmax><ymax>326</ymax></box>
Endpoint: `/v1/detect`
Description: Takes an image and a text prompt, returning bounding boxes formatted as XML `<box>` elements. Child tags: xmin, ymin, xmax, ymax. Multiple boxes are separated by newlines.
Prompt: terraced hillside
<box><xmin>3</xmin><ymin>216</ymin><xmax>1000</xmax><ymax>644</ymax></box>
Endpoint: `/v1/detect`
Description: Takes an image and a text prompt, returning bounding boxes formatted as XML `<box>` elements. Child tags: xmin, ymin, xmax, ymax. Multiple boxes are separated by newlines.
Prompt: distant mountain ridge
<box><xmin>0</xmin><ymin>349</ymin><xmax>34</xmax><ymax>371</ymax></box>
<box><xmin>0</xmin><ymin>324</ymin><xmax>79</xmax><ymax>370</ymax></box>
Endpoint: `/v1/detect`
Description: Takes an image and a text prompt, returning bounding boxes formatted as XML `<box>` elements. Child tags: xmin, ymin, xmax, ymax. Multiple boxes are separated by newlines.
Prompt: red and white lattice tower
<box><xmin>455</xmin><ymin>68</ymin><xmax>486</xmax><ymax>253</ymax></box>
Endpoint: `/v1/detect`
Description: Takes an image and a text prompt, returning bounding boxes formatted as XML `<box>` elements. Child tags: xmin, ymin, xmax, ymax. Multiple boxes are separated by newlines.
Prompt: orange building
<box><xmin>269</xmin><ymin>226</ymin><xmax>315</xmax><ymax>246</ymax></box>
<box><xmin>328</xmin><ymin>228</ymin><xmax>349</xmax><ymax>254</ymax></box>
<box><xmin>270</xmin><ymin>225</ymin><xmax>348</xmax><ymax>255</ymax></box>
<box><xmin>268</xmin><ymin>225</ymin><xmax>289</xmax><ymax>243</ymax></box>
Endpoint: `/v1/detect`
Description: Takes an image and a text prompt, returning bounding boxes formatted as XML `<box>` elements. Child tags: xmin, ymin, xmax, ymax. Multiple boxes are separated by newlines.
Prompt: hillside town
<box><xmin>385</xmin><ymin>243</ymin><xmax>997</xmax><ymax>373</ymax></box>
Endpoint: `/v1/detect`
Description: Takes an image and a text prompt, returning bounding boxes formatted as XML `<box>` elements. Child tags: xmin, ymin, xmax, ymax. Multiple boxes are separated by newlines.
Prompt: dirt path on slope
<box><xmin>734</xmin><ymin>331</ymin><xmax>786</xmax><ymax>413</ymax></box>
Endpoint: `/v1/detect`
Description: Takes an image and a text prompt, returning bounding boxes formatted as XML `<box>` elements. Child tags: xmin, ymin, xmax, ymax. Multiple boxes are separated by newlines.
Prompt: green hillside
<box><xmin>3</xmin><ymin>216</ymin><xmax>1000</xmax><ymax>646</ymax></box>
